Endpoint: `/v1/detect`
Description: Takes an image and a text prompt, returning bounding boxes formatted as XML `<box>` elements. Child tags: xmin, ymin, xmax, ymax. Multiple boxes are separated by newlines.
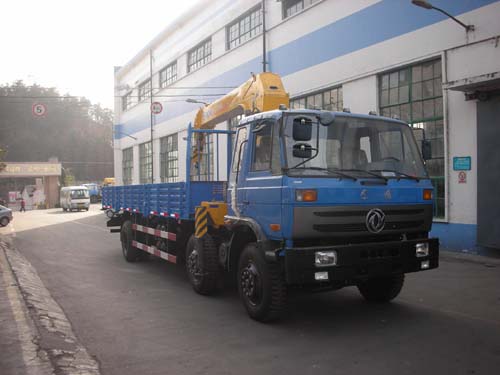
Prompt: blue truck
<box><xmin>103</xmin><ymin>74</ymin><xmax>439</xmax><ymax>322</ymax></box>
<box><xmin>83</xmin><ymin>183</ymin><xmax>101</xmax><ymax>203</ymax></box>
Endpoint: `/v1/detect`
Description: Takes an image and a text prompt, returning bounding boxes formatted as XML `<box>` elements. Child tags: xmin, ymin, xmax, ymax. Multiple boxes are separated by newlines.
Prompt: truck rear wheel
<box><xmin>357</xmin><ymin>274</ymin><xmax>405</xmax><ymax>303</ymax></box>
<box><xmin>120</xmin><ymin>220</ymin><xmax>140</xmax><ymax>262</ymax></box>
<box><xmin>186</xmin><ymin>234</ymin><xmax>219</xmax><ymax>295</ymax></box>
<box><xmin>237</xmin><ymin>243</ymin><xmax>287</xmax><ymax>322</ymax></box>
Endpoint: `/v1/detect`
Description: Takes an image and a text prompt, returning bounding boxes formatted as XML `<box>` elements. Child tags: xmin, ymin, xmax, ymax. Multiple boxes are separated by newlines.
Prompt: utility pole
<box><xmin>262</xmin><ymin>0</ymin><xmax>267</xmax><ymax>72</ymax></box>
<box><xmin>149</xmin><ymin>49</ymin><xmax>154</xmax><ymax>184</ymax></box>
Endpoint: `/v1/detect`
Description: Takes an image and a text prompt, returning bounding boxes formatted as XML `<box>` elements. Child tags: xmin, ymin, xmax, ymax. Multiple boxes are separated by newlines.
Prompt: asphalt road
<box><xmin>2</xmin><ymin>206</ymin><xmax>500</xmax><ymax>375</ymax></box>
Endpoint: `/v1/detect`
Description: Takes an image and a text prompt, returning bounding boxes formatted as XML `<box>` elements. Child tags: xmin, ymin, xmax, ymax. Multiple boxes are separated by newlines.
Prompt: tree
<box><xmin>0</xmin><ymin>81</ymin><xmax>113</xmax><ymax>182</ymax></box>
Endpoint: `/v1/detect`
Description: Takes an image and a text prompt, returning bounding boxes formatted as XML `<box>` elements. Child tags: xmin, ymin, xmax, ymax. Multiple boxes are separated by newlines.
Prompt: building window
<box><xmin>227</xmin><ymin>6</ymin><xmax>262</xmax><ymax>50</ymax></box>
<box><xmin>290</xmin><ymin>86</ymin><xmax>343</xmax><ymax>111</ymax></box>
<box><xmin>138</xmin><ymin>79</ymin><xmax>151</xmax><ymax>102</ymax></box>
<box><xmin>122</xmin><ymin>92</ymin><xmax>132</xmax><ymax>111</ymax></box>
<box><xmin>191</xmin><ymin>134</ymin><xmax>214</xmax><ymax>181</ymax></box>
<box><xmin>188</xmin><ymin>39</ymin><xmax>212</xmax><ymax>73</ymax></box>
<box><xmin>122</xmin><ymin>148</ymin><xmax>133</xmax><ymax>185</ymax></box>
<box><xmin>159</xmin><ymin>62</ymin><xmax>177</xmax><ymax>88</ymax></box>
<box><xmin>282</xmin><ymin>0</ymin><xmax>320</xmax><ymax>19</ymax></box>
<box><xmin>139</xmin><ymin>142</ymin><xmax>152</xmax><ymax>184</ymax></box>
<box><xmin>160</xmin><ymin>134</ymin><xmax>178</xmax><ymax>182</ymax></box>
<box><xmin>379</xmin><ymin>59</ymin><xmax>444</xmax><ymax>218</ymax></box>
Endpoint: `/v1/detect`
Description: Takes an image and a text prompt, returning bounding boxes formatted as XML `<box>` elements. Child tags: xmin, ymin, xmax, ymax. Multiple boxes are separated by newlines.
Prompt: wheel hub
<box><xmin>241</xmin><ymin>263</ymin><xmax>260</xmax><ymax>304</ymax></box>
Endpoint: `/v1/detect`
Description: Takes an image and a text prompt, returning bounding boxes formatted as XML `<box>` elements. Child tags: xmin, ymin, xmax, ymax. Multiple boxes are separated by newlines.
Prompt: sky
<box><xmin>0</xmin><ymin>0</ymin><xmax>200</xmax><ymax>110</ymax></box>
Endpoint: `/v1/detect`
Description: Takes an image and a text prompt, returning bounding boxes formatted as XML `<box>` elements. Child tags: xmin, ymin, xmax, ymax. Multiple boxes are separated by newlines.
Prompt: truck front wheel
<box><xmin>120</xmin><ymin>220</ymin><xmax>140</xmax><ymax>262</ymax></box>
<box><xmin>357</xmin><ymin>274</ymin><xmax>405</xmax><ymax>303</ymax></box>
<box><xmin>237</xmin><ymin>243</ymin><xmax>287</xmax><ymax>322</ymax></box>
<box><xmin>186</xmin><ymin>234</ymin><xmax>219</xmax><ymax>295</ymax></box>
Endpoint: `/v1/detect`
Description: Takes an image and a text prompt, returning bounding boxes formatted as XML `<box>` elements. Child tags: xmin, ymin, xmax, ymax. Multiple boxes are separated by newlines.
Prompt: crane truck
<box><xmin>103</xmin><ymin>72</ymin><xmax>439</xmax><ymax>322</ymax></box>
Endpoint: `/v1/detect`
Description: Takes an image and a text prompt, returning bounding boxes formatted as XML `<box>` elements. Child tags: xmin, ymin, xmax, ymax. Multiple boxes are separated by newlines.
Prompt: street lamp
<box><xmin>411</xmin><ymin>0</ymin><xmax>474</xmax><ymax>32</ymax></box>
<box><xmin>113</xmin><ymin>130</ymin><xmax>137</xmax><ymax>140</ymax></box>
<box><xmin>186</xmin><ymin>98</ymin><xmax>209</xmax><ymax>106</ymax></box>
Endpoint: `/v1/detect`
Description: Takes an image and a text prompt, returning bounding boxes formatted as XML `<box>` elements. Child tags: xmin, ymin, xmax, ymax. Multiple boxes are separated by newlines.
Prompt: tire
<box><xmin>185</xmin><ymin>234</ymin><xmax>219</xmax><ymax>295</ymax></box>
<box><xmin>357</xmin><ymin>274</ymin><xmax>405</xmax><ymax>303</ymax></box>
<box><xmin>120</xmin><ymin>220</ymin><xmax>140</xmax><ymax>262</ymax></box>
<box><xmin>237</xmin><ymin>243</ymin><xmax>287</xmax><ymax>322</ymax></box>
<box><xmin>0</xmin><ymin>217</ymin><xmax>9</xmax><ymax>227</ymax></box>
<box><xmin>62</xmin><ymin>207</ymin><xmax>67</xmax><ymax>212</ymax></box>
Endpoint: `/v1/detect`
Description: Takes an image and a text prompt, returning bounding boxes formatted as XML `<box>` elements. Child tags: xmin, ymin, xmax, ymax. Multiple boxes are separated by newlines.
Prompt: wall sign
<box><xmin>453</xmin><ymin>156</ymin><xmax>471</xmax><ymax>171</ymax></box>
<box><xmin>458</xmin><ymin>171</ymin><xmax>467</xmax><ymax>184</ymax></box>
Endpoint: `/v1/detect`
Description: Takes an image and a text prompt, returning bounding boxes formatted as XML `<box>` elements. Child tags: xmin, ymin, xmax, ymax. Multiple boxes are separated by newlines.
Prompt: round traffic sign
<box><xmin>151</xmin><ymin>102</ymin><xmax>163</xmax><ymax>114</ymax></box>
<box><xmin>32</xmin><ymin>103</ymin><xmax>47</xmax><ymax>117</ymax></box>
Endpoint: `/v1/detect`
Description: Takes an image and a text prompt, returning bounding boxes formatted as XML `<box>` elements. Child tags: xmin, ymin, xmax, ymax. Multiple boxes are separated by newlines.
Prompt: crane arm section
<box><xmin>193</xmin><ymin>72</ymin><xmax>289</xmax><ymax>130</ymax></box>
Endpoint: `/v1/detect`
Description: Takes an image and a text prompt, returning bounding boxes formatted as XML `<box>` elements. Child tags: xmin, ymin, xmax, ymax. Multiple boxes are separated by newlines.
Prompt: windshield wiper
<box><xmin>369</xmin><ymin>169</ymin><xmax>421</xmax><ymax>181</ymax></box>
<box><xmin>286</xmin><ymin>166</ymin><xmax>357</xmax><ymax>180</ymax></box>
<box><xmin>339</xmin><ymin>169</ymin><xmax>388</xmax><ymax>182</ymax></box>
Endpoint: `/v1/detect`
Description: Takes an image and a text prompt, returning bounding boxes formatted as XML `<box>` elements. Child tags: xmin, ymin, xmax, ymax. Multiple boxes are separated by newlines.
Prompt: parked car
<box><xmin>0</xmin><ymin>205</ymin><xmax>13</xmax><ymax>227</ymax></box>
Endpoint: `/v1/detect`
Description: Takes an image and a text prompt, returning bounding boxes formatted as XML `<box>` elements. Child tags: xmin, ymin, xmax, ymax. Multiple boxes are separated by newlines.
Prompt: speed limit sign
<box><xmin>151</xmin><ymin>102</ymin><xmax>163</xmax><ymax>114</ymax></box>
<box><xmin>32</xmin><ymin>103</ymin><xmax>47</xmax><ymax>117</ymax></box>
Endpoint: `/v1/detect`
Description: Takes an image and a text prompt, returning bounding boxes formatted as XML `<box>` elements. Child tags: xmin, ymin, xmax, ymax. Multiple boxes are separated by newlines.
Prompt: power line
<box><xmin>0</xmin><ymin>93</ymin><xmax>225</xmax><ymax>99</ymax></box>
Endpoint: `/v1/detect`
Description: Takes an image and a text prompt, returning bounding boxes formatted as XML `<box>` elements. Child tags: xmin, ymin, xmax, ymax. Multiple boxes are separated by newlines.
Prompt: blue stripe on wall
<box><xmin>117</xmin><ymin>0</ymin><xmax>498</xmax><ymax>138</ymax></box>
<box><xmin>431</xmin><ymin>222</ymin><xmax>477</xmax><ymax>251</ymax></box>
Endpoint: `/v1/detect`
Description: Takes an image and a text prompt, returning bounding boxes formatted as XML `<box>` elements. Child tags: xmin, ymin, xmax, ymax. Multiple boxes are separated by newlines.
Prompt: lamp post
<box><xmin>113</xmin><ymin>130</ymin><xmax>137</xmax><ymax>140</ymax></box>
<box><xmin>149</xmin><ymin>49</ymin><xmax>154</xmax><ymax>184</ymax></box>
<box><xmin>411</xmin><ymin>0</ymin><xmax>474</xmax><ymax>32</ymax></box>
<box><xmin>186</xmin><ymin>98</ymin><xmax>209</xmax><ymax>106</ymax></box>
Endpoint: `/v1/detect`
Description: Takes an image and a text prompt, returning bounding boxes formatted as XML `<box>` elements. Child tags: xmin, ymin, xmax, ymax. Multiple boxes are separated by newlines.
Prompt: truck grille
<box><xmin>293</xmin><ymin>205</ymin><xmax>432</xmax><ymax>239</ymax></box>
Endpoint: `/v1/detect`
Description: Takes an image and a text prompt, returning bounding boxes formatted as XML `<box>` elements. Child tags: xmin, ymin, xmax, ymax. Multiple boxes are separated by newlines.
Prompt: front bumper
<box><xmin>284</xmin><ymin>238</ymin><xmax>439</xmax><ymax>285</ymax></box>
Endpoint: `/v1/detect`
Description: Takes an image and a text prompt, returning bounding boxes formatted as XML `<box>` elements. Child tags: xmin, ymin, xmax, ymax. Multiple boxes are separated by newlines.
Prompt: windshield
<box><xmin>70</xmin><ymin>189</ymin><xmax>89</xmax><ymax>199</ymax></box>
<box><xmin>283</xmin><ymin>114</ymin><xmax>427</xmax><ymax>179</ymax></box>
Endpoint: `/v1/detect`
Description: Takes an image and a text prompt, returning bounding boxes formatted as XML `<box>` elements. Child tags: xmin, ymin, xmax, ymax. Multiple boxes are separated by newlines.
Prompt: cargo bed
<box><xmin>102</xmin><ymin>181</ymin><xmax>226</xmax><ymax>220</ymax></box>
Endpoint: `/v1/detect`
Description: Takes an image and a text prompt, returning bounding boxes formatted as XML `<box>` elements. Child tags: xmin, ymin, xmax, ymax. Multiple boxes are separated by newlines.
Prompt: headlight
<box><xmin>315</xmin><ymin>251</ymin><xmax>337</xmax><ymax>266</ymax></box>
<box><xmin>415</xmin><ymin>242</ymin><xmax>429</xmax><ymax>257</ymax></box>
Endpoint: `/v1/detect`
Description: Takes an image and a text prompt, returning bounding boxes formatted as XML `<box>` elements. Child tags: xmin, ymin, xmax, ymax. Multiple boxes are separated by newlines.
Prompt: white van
<box><xmin>60</xmin><ymin>186</ymin><xmax>90</xmax><ymax>212</ymax></box>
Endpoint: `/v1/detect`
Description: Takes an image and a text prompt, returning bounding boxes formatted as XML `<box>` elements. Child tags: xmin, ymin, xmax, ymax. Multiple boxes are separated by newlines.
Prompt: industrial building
<box><xmin>112</xmin><ymin>0</ymin><xmax>500</xmax><ymax>252</ymax></box>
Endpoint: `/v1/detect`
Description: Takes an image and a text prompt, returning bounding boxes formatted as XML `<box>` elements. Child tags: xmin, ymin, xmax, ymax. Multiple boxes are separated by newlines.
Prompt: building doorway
<box><xmin>477</xmin><ymin>94</ymin><xmax>500</xmax><ymax>249</ymax></box>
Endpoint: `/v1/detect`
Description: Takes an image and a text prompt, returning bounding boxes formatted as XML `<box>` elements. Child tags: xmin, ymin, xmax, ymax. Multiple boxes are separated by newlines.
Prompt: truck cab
<box><xmin>224</xmin><ymin>109</ymin><xmax>438</xmax><ymax>318</ymax></box>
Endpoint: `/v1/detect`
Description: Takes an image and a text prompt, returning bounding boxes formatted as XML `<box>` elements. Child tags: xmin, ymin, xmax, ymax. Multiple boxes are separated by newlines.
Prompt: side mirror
<box><xmin>318</xmin><ymin>112</ymin><xmax>335</xmax><ymax>126</ymax></box>
<box><xmin>293</xmin><ymin>143</ymin><xmax>312</xmax><ymax>158</ymax></box>
<box><xmin>293</xmin><ymin>117</ymin><xmax>312</xmax><ymax>141</ymax></box>
<box><xmin>422</xmin><ymin>140</ymin><xmax>432</xmax><ymax>160</ymax></box>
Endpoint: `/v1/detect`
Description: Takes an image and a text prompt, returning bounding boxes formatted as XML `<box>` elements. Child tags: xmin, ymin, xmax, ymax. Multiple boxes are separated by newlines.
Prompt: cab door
<box><xmin>242</xmin><ymin>120</ymin><xmax>283</xmax><ymax>238</ymax></box>
<box><xmin>228</xmin><ymin>125</ymin><xmax>249</xmax><ymax>217</ymax></box>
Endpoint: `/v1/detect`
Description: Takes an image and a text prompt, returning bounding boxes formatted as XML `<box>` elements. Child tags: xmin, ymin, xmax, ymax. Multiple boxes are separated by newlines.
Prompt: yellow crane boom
<box><xmin>193</xmin><ymin>72</ymin><xmax>289</xmax><ymax>130</ymax></box>
<box><xmin>191</xmin><ymin>72</ymin><xmax>289</xmax><ymax>167</ymax></box>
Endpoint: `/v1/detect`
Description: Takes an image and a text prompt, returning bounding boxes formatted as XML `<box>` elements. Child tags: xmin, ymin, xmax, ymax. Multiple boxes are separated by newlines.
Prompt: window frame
<box><xmin>290</xmin><ymin>86</ymin><xmax>343</xmax><ymax>111</ymax></box>
<box><xmin>378</xmin><ymin>59</ymin><xmax>445</xmax><ymax>219</ymax></box>
<box><xmin>138</xmin><ymin>79</ymin><xmax>152</xmax><ymax>102</ymax></box>
<box><xmin>187</xmin><ymin>38</ymin><xmax>212</xmax><ymax>73</ymax></box>
<box><xmin>122</xmin><ymin>92</ymin><xmax>133</xmax><ymax>111</ymax></box>
<box><xmin>160</xmin><ymin>133</ymin><xmax>179</xmax><ymax>183</ymax></box>
<box><xmin>159</xmin><ymin>61</ymin><xmax>177</xmax><ymax>88</ymax></box>
<box><xmin>281</xmin><ymin>0</ymin><xmax>320</xmax><ymax>19</ymax></box>
<box><xmin>226</xmin><ymin>5</ymin><xmax>263</xmax><ymax>50</ymax></box>
<box><xmin>139</xmin><ymin>142</ymin><xmax>152</xmax><ymax>184</ymax></box>
<box><xmin>122</xmin><ymin>147</ymin><xmax>133</xmax><ymax>185</ymax></box>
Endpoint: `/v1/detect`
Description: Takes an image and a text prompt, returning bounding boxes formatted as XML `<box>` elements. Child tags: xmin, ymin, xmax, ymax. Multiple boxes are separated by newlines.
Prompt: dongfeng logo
<box><xmin>366</xmin><ymin>208</ymin><xmax>386</xmax><ymax>233</ymax></box>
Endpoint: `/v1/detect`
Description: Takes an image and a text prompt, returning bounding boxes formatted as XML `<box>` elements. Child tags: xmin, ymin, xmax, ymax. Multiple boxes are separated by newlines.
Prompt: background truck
<box><xmin>103</xmin><ymin>73</ymin><xmax>439</xmax><ymax>322</ymax></box>
<box><xmin>82</xmin><ymin>183</ymin><xmax>101</xmax><ymax>203</ymax></box>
